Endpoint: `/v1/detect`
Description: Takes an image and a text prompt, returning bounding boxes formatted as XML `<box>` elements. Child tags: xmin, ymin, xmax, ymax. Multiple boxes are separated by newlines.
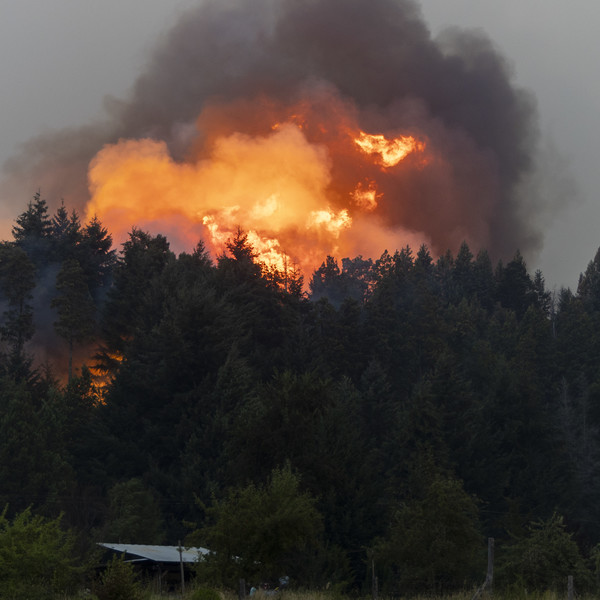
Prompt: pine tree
<box><xmin>0</xmin><ymin>243</ymin><xmax>36</xmax><ymax>374</ymax></box>
<box><xmin>216</xmin><ymin>227</ymin><xmax>262</xmax><ymax>284</ymax></box>
<box><xmin>495</xmin><ymin>250</ymin><xmax>536</xmax><ymax>319</ymax></box>
<box><xmin>577</xmin><ymin>247</ymin><xmax>600</xmax><ymax>311</ymax></box>
<box><xmin>193</xmin><ymin>465</ymin><xmax>323</xmax><ymax>585</ymax></box>
<box><xmin>453</xmin><ymin>240</ymin><xmax>475</xmax><ymax>297</ymax></box>
<box><xmin>376</xmin><ymin>474</ymin><xmax>483</xmax><ymax>595</ymax></box>
<box><xmin>472</xmin><ymin>249</ymin><xmax>495</xmax><ymax>310</ymax></box>
<box><xmin>50</xmin><ymin>202</ymin><xmax>82</xmax><ymax>263</ymax></box>
<box><xmin>79</xmin><ymin>215</ymin><xmax>115</xmax><ymax>295</ymax></box>
<box><xmin>99</xmin><ymin>228</ymin><xmax>173</xmax><ymax>365</ymax></box>
<box><xmin>52</xmin><ymin>259</ymin><xmax>96</xmax><ymax>382</ymax></box>
<box><xmin>12</xmin><ymin>192</ymin><xmax>52</xmax><ymax>266</ymax></box>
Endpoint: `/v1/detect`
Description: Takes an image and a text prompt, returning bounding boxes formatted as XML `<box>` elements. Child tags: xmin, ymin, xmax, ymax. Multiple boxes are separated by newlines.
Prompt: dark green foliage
<box><xmin>79</xmin><ymin>215</ymin><xmax>116</xmax><ymax>296</ymax></box>
<box><xmin>99</xmin><ymin>227</ymin><xmax>174</xmax><ymax>363</ymax></box>
<box><xmin>12</xmin><ymin>191</ymin><xmax>53</xmax><ymax>266</ymax></box>
<box><xmin>577</xmin><ymin>247</ymin><xmax>600</xmax><ymax>311</ymax></box>
<box><xmin>0</xmin><ymin>242</ymin><xmax>36</xmax><ymax>372</ymax></box>
<box><xmin>0</xmin><ymin>376</ymin><xmax>75</xmax><ymax>512</ymax></box>
<box><xmin>96</xmin><ymin>555</ymin><xmax>146</xmax><ymax>600</ymax></box>
<box><xmin>192</xmin><ymin>465</ymin><xmax>323</xmax><ymax>586</ymax></box>
<box><xmin>6</xmin><ymin>196</ymin><xmax>600</xmax><ymax>595</ymax></box>
<box><xmin>376</xmin><ymin>475</ymin><xmax>483</xmax><ymax>595</ymax></box>
<box><xmin>101</xmin><ymin>478</ymin><xmax>165</xmax><ymax>544</ymax></box>
<box><xmin>191</xmin><ymin>588</ymin><xmax>222</xmax><ymax>600</ymax></box>
<box><xmin>498</xmin><ymin>514</ymin><xmax>592</xmax><ymax>592</ymax></box>
<box><xmin>472</xmin><ymin>249</ymin><xmax>496</xmax><ymax>309</ymax></box>
<box><xmin>51</xmin><ymin>201</ymin><xmax>83</xmax><ymax>262</ymax></box>
<box><xmin>217</xmin><ymin>226</ymin><xmax>262</xmax><ymax>284</ymax></box>
<box><xmin>495</xmin><ymin>251</ymin><xmax>537</xmax><ymax>318</ymax></box>
<box><xmin>52</xmin><ymin>258</ymin><xmax>97</xmax><ymax>381</ymax></box>
<box><xmin>309</xmin><ymin>255</ymin><xmax>374</xmax><ymax>306</ymax></box>
<box><xmin>0</xmin><ymin>506</ymin><xmax>81</xmax><ymax>599</ymax></box>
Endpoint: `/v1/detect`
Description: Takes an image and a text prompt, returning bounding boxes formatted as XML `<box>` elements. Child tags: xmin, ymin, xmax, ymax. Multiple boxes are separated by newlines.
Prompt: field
<box><xmin>127</xmin><ymin>590</ymin><xmax>576</xmax><ymax>600</ymax></box>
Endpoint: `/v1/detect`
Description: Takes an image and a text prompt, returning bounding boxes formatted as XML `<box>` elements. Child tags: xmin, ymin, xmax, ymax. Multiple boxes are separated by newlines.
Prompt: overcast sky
<box><xmin>0</xmin><ymin>0</ymin><xmax>597</xmax><ymax>291</ymax></box>
<box><xmin>419</xmin><ymin>0</ymin><xmax>600</xmax><ymax>292</ymax></box>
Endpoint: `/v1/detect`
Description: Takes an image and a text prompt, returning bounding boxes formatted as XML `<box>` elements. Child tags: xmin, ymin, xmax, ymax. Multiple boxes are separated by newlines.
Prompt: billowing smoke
<box><xmin>1</xmin><ymin>0</ymin><xmax>542</xmax><ymax>269</ymax></box>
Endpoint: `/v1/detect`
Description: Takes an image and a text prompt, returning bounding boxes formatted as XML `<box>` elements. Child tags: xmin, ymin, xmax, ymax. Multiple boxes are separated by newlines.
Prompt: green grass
<box><xmin>65</xmin><ymin>586</ymin><xmax>595</xmax><ymax>600</ymax></box>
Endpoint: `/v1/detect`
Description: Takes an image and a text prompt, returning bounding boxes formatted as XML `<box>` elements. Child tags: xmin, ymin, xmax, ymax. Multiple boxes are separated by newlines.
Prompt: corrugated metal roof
<box><xmin>98</xmin><ymin>543</ymin><xmax>210</xmax><ymax>563</ymax></box>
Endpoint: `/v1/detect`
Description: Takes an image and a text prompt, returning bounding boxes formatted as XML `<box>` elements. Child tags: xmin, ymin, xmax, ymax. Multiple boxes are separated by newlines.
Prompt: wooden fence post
<box><xmin>487</xmin><ymin>537</ymin><xmax>494</xmax><ymax>593</ymax></box>
<box><xmin>239</xmin><ymin>578</ymin><xmax>246</xmax><ymax>600</ymax></box>
<box><xmin>178</xmin><ymin>541</ymin><xmax>185</xmax><ymax>598</ymax></box>
<box><xmin>372</xmin><ymin>559</ymin><xmax>378</xmax><ymax>600</ymax></box>
<box><xmin>568</xmin><ymin>575</ymin><xmax>574</xmax><ymax>600</ymax></box>
<box><xmin>471</xmin><ymin>537</ymin><xmax>494</xmax><ymax>600</ymax></box>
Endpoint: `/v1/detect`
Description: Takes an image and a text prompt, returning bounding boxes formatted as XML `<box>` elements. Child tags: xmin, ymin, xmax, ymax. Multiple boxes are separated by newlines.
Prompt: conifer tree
<box><xmin>50</xmin><ymin>202</ymin><xmax>82</xmax><ymax>262</ymax></box>
<box><xmin>495</xmin><ymin>250</ymin><xmax>536</xmax><ymax>318</ymax></box>
<box><xmin>12</xmin><ymin>192</ymin><xmax>52</xmax><ymax>266</ymax></box>
<box><xmin>0</xmin><ymin>243</ymin><xmax>36</xmax><ymax>374</ymax></box>
<box><xmin>52</xmin><ymin>259</ymin><xmax>96</xmax><ymax>382</ymax></box>
<box><xmin>79</xmin><ymin>215</ymin><xmax>115</xmax><ymax>294</ymax></box>
<box><xmin>217</xmin><ymin>226</ymin><xmax>262</xmax><ymax>285</ymax></box>
<box><xmin>99</xmin><ymin>228</ymin><xmax>173</xmax><ymax>365</ymax></box>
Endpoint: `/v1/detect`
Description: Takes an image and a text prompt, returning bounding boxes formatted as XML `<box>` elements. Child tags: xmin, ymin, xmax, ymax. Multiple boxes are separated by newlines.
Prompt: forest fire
<box><xmin>3</xmin><ymin>0</ymin><xmax>541</xmax><ymax>278</ymax></box>
<box><xmin>354</xmin><ymin>131</ymin><xmax>426</xmax><ymax>168</ymax></box>
<box><xmin>85</xmin><ymin>95</ymin><xmax>431</xmax><ymax>277</ymax></box>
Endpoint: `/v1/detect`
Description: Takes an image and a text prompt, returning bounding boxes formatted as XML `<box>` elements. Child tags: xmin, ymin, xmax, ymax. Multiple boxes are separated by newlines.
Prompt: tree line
<box><xmin>2</xmin><ymin>193</ymin><xmax>600</xmax><ymax>595</ymax></box>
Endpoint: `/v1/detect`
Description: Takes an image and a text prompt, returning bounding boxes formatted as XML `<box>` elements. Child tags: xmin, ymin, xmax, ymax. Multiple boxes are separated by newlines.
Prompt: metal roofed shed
<box><xmin>98</xmin><ymin>543</ymin><xmax>211</xmax><ymax>594</ymax></box>
<box><xmin>98</xmin><ymin>543</ymin><xmax>209</xmax><ymax>564</ymax></box>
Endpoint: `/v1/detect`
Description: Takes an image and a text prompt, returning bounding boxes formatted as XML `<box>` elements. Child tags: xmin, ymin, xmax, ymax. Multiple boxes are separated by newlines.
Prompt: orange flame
<box><xmin>88</xmin><ymin>351</ymin><xmax>124</xmax><ymax>404</ymax></box>
<box><xmin>354</xmin><ymin>131</ymin><xmax>425</xmax><ymax>168</ymax></box>
<box><xmin>352</xmin><ymin>180</ymin><xmax>379</xmax><ymax>211</ymax></box>
<box><xmin>84</xmin><ymin>93</ymin><xmax>432</xmax><ymax>281</ymax></box>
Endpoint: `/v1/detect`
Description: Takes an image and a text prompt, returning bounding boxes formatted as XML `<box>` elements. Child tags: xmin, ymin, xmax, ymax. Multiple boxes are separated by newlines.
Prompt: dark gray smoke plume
<box><xmin>1</xmin><ymin>0</ymin><xmax>542</xmax><ymax>259</ymax></box>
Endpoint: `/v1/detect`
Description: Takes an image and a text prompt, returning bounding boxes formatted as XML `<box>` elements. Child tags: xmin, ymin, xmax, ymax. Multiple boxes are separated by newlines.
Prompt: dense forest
<box><xmin>2</xmin><ymin>193</ymin><xmax>600</xmax><ymax>595</ymax></box>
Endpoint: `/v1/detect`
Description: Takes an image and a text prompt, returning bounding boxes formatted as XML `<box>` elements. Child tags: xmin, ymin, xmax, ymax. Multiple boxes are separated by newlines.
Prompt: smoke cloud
<box><xmin>1</xmin><ymin>0</ymin><xmax>543</xmax><ymax>264</ymax></box>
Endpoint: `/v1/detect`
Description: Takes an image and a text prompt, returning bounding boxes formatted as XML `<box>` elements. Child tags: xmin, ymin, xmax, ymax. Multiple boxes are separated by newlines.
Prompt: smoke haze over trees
<box><xmin>1</xmin><ymin>0</ymin><xmax>547</xmax><ymax>266</ymax></box>
<box><xmin>2</xmin><ymin>196</ymin><xmax>600</xmax><ymax>593</ymax></box>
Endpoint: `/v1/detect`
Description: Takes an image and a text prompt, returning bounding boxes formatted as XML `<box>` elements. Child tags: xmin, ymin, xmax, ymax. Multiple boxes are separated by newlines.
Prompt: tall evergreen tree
<box><xmin>52</xmin><ymin>259</ymin><xmax>96</xmax><ymax>382</ymax></box>
<box><xmin>50</xmin><ymin>202</ymin><xmax>82</xmax><ymax>263</ymax></box>
<box><xmin>0</xmin><ymin>376</ymin><xmax>74</xmax><ymax>513</ymax></box>
<box><xmin>495</xmin><ymin>250</ymin><xmax>536</xmax><ymax>319</ymax></box>
<box><xmin>472</xmin><ymin>249</ymin><xmax>495</xmax><ymax>310</ymax></box>
<box><xmin>577</xmin><ymin>246</ymin><xmax>600</xmax><ymax>311</ymax></box>
<box><xmin>12</xmin><ymin>192</ymin><xmax>52</xmax><ymax>266</ymax></box>
<box><xmin>217</xmin><ymin>226</ymin><xmax>262</xmax><ymax>284</ymax></box>
<box><xmin>79</xmin><ymin>216</ymin><xmax>115</xmax><ymax>295</ymax></box>
<box><xmin>0</xmin><ymin>243</ymin><xmax>36</xmax><ymax>375</ymax></box>
<box><xmin>453</xmin><ymin>240</ymin><xmax>475</xmax><ymax>298</ymax></box>
<box><xmin>376</xmin><ymin>474</ymin><xmax>483</xmax><ymax>595</ymax></box>
<box><xmin>99</xmin><ymin>228</ymin><xmax>173</xmax><ymax>366</ymax></box>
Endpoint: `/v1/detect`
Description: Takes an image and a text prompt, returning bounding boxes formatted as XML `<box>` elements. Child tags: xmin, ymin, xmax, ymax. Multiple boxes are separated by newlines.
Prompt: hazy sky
<box><xmin>0</xmin><ymin>0</ymin><xmax>596</xmax><ymax>291</ymax></box>
<box><xmin>419</xmin><ymin>0</ymin><xmax>600</xmax><ymax>291</ymax></box>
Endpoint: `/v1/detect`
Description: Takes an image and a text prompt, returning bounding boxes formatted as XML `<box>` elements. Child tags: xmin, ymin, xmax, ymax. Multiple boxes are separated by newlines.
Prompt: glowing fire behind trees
<box><xmin>85</xmin><ymin>90</ymin><xmax>436</xmax><ymax>278</ymax></box>
<box><xmin>3</xmin><ymin>0</ymin><xmax>543</xmax><ymax>274</ymax></box>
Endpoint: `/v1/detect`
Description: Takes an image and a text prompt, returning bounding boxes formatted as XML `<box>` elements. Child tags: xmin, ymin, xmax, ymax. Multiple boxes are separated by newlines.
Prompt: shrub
<box><xmin>191</xmin><ymin>587</ymin><xmax>222</xmax><ymax>600</ymax></box>
<box><xmin>193</xmin><ymin>465</ymin><xmax>322</xmax><ymax>585</ymax></box>
<box><xmin>0</xmin><ymin>505</ymin><xmax>81</xmax><ymax>600</ymax></box>
<box><xmin>96</xmin><ymin>555</ymin><xmax>146</xmax><ymax>600</ymax></box>
<box><xmin>498</xmin><ymin>513</ymin><xmax>592</xmax><ymax>593</ymax></box>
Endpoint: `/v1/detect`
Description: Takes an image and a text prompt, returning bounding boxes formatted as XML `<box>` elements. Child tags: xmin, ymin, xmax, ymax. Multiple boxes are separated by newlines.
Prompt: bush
<box><xmin>191</xmin><ymin>587</ymin><xmax>222</xmax><ymax>600</ymax></box>
<box><xmin>0</xmin><ymin>505</ymin><xmax>81</xmax><ymax>600</ymax></box>
<box><xmin>96</xmin><ymin>555</ymin><xmax>146</xmax><ymax>600</ymax></box>
<box><xmin>193</xmin><ymin>465</ymin><xmax>322</xmax><ymax>586</ymax></box>
<box><xmin>498</xmin><ymin>513</ymin><xmax>592</xmax><ymax>593</ymax></box>
<box><xmin>375</xmin><ymin>475</ymin><xmax>484</xmax><ymax>595</ymax></box>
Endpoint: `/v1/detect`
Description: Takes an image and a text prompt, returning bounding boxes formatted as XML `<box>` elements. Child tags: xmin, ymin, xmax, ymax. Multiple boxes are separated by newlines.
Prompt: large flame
<box><xmin>85</xmin><ymin>91</ymin><xmax>430</xmax><ymax>277</ymax></box>
<box><xmin>1</xmin><ymin>0</ymin><xmax>542</xmax><ymax>278</ymax></box>
<box><xmin>354</xmin><ymin>131</ymin><xmax>426</xmax><ymax>168</ymax></box>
